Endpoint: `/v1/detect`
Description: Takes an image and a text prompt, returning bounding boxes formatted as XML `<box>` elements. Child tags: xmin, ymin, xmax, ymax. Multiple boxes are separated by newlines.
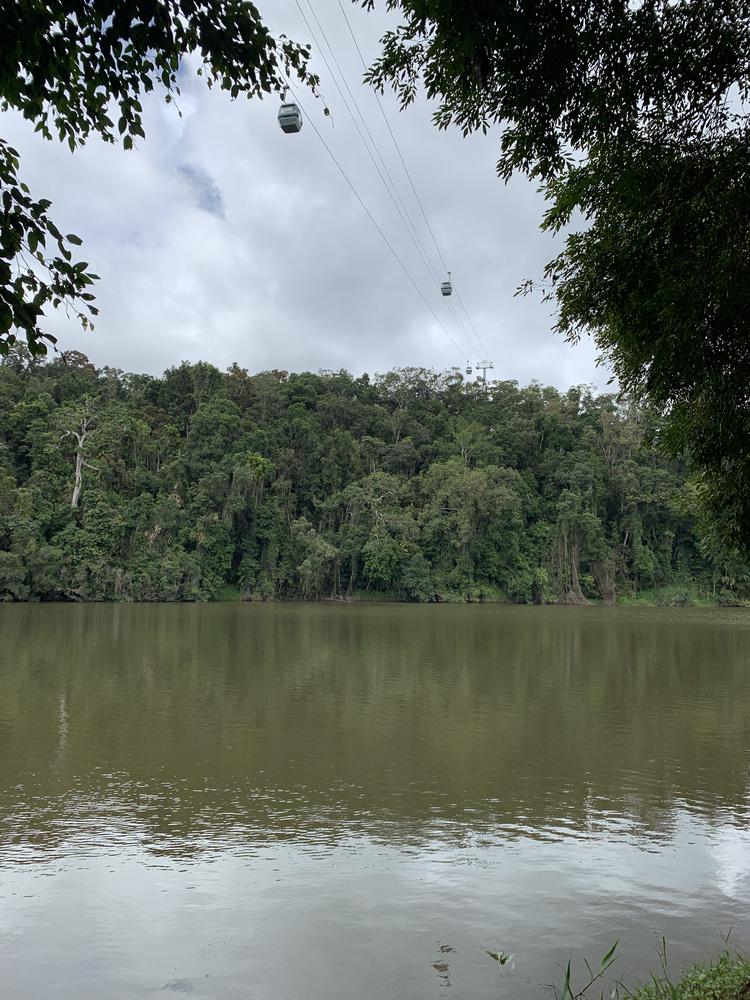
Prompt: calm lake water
<box><xmin>0</xmin><ymin>603</ymin><xmax>749</xmax><ymax>1000</ymax></box>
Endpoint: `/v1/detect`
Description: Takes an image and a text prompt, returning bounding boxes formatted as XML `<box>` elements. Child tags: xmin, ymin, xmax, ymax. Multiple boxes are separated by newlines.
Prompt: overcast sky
<box><xmin>4</xmin><ymin>0</ymin><xmax>608</xmax><ymax>389</ymax></box>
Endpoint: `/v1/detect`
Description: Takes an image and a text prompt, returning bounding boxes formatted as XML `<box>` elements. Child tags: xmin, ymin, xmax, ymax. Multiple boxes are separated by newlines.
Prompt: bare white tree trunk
<box><xmin>62</xmin><ymin>413</ymin><xmax>94</xmax><ymax>509</ymax></box>
<box><xmin>71</xmin><ymin>447</ymin><xmax>84</xmax><ymax>508</ymax></box>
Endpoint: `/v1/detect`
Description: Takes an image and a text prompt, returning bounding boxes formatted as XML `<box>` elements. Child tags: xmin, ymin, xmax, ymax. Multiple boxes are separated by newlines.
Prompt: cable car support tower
<box><xmin>476</xmin><ymin>360</ymin><xmax>494</xmax><ymax>387</ymax></box>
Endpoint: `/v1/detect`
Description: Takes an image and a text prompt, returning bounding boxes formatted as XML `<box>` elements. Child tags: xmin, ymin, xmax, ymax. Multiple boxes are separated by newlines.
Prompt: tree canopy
<box><xmin>0</xmin><ymin>1</ymin><xmax>314</xmax><ymax>355</ymax></box>
<box><xmin>1</xmin><ymin>350</ymin><xmax>746</xmax><ymax>605</ymax></box>
<box><xmin>365</xmin><ymin>0</ymin><xmax>750</xmax><ymax>549</ymax></box>
<box><xmin>5</xmin><ymin>1</ymin><xmax>749</xmax><ymax>550</ymax></box>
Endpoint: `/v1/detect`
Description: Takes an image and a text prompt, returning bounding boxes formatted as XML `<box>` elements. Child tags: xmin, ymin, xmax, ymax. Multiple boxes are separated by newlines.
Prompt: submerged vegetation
<box><xmin>0</xmin><ymin>350</ymin><xmax>748</xmax><ymax>604</ymax></box>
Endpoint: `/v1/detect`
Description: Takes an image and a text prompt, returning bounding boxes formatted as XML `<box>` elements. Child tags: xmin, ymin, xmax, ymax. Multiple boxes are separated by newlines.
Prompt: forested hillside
<box><xmin>0</xmin><ymin>350</ymin><xmax>745</xmax><ymax>604</ymax></box>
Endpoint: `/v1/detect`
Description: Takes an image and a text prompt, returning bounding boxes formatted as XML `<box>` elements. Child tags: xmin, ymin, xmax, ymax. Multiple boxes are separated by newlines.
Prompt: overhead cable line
<box><xmin>453</xmin><ymin>282</ymin><xmax>489</xmax><ymax>356</ymax></box>
<box><xmin>283</xmin><ymin>80</ymin><xmax>466</xmax><ymax>359</ymax></box>
<box><xmin>300</xmin><ymin>0</ymin><xmax>478</xmax><ymax>360</ymax></box>
<box><xmin>335</xmin><ymin>0</ymin><xmax>491</xmax><ymax>360</ymax></box>
<box><xmin>304</xmin><ymin>1</ymin><xmax>440</xmax><ymax>282</ymax></box>
<box><xmin>335</xmin><ymin>0</ymin><xmax>450</xmax><ymax>274</ymax></box>
<box><xmin>445</xmin><ymin>294</ymin><xmax>482</xmax><ymax>357</ymax></box>
<box><xmin>293</xmin><ymin>0</ymin><xmax>449</xmax><ymax>301</ymax></box>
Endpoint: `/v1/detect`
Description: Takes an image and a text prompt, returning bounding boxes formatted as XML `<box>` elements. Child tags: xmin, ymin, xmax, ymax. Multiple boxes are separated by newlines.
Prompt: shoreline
<box><xmin>0</xmin><ymin>591</ymin><xmax>747</xmax><ymax>608</ymax></box>
<box><xmin>622</xmin><ymin>953</ymin><xmax>749</xmax><ymax>1000</ymax></box>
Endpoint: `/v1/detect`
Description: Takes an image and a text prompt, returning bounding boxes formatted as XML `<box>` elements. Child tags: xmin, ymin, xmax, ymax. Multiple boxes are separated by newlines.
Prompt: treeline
<box><xmin>0</xmin><ymin>349</ymin><xmax>746</xmax><ymax>604</ymax></box>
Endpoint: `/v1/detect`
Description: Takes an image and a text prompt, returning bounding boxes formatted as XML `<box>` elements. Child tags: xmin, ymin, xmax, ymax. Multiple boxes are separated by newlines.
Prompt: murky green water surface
<box><xmin>0</xmin><ymin>603</ymin><xmax>749</xmax><ymax>999</ymax></box>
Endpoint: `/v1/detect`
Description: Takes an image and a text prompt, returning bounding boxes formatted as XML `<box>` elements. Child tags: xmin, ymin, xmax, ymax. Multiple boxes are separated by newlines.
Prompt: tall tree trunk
<box><xmin>71</xmin><ymin>449</ymin><xmax>84</xmax><ymax>509</ymax></box>
<box><xmin>62</xmin><ymin>411</ymin><xmax>93</xmax><ymax>509</ymax></box>
<box><xmin>567</xmin><ymin>540</ymin><xmax>588</xmax><ymax>604</ymax></box>
<box><xmin>592</xmin><ymin>560</ymin><xmax>616</xmax><ymax>605</ymax></box>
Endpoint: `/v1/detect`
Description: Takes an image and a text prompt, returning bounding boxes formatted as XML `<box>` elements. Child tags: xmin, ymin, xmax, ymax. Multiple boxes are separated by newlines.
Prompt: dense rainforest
<box><xmin>0</xmin><ymin>349</ymin><xmax>746</xmax><ymax>605</ymax></box>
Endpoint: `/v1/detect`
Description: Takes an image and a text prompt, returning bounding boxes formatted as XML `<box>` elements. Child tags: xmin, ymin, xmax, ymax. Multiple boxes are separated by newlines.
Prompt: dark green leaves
<box><xmin>543</xmin><ymin>131</ymin><xmax>750</xmax><ymax>548</ymax></box>
<box><xmin>0</xmin><ymin>139</ymin><xmax>98</xmax><ymax>356</ymax></box>
<box><xmin>0</xmin><ymin>0</ymin><xmax>316</xmax><ymax>357</ymax></box>
<box><xmin>366</xmin><ymin>0</ymin><xmax>750</xmax><ymax>549</ymax></box>
<box><xmin>0</xmin><ymin>359</ymin><xmax>746</xmax><ymax>601</ymax></box>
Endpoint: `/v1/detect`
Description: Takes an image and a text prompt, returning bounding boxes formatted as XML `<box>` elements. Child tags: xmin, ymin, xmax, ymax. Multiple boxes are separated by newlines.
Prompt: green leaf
<box><xmin>66</xmin><ymin>234</ymin><xmax>83</xmax><ymax>245</ymax></box>
<box><xmin>486</xmin><ymin>951</ymin><xmax>510</xmax><ymax>965</ymax></box>
<box><xmin>562</xmin><ymin>960</ymin><xmax>576</xmax><ymax>1000</ymax></box>
<box><xmin>598</xmin><ymin>940</ymin><xmax>619</xmax><ymax>975</ymax></box>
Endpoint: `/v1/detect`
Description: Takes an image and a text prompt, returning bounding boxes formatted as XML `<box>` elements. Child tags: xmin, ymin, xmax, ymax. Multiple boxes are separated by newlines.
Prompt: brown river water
<box><xmin>0</xmin><ymin>603</ymin><xmax>749</xmax><ymax>999</ymax></box>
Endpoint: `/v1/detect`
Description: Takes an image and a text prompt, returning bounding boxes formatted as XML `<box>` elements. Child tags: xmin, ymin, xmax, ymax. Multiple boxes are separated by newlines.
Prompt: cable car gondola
<box><xmin>466</xmin><ymin>365</ymin><xmax>473</xmax><ymax>375</ymax></box>
<box><xmin>441</xmin><ymin>271</ymin><xmax>452</xmax><ymax>296</ymax></box>
<box><xmin>278</xmin><ymin>102</ymin><xmax>303</xmax><ymax>134</ymax></box>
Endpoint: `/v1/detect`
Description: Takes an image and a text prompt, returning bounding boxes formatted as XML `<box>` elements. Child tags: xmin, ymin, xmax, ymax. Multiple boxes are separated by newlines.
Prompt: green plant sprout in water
<box><xmin>487</xmin><ymin>950</ymin><xmax>515</xmax><ymax>968</ymax></box>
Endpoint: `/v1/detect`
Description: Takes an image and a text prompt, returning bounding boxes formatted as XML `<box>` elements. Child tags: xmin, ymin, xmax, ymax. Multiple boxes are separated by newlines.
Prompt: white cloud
<box><xmin>1</xmin><ymin>0</ymin><xmax>609</xmax><ymax>389</ymax></box>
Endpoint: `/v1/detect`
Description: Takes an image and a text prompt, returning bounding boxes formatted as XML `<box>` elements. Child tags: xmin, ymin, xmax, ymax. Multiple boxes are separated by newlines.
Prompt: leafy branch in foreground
<box><xmin>0</xmin><ymin>140</ymin><xmax>98</xmax><ymax>357</ymax></box>
<box><xmin>361</xmin><ymin>0</ymin><xmax>750</xmax><ymax>551</ymax></box>
<box><xmin>538</xmin><ymin>131</ymin><xmax>750</xmax><ymax>552</ymax></box>
<box><xmin>0</xmin><ymin>0</ymin><xmax>317</xmax><ymax>355</ymax></box>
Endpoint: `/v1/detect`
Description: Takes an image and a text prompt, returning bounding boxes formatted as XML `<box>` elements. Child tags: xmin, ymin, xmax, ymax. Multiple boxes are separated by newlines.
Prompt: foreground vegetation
<box><xmin>0</xmin><ymin>350</ymin><xmax>748</xmax><ymax>604</ymax></box>
<box><xmin>548</xmin><ymin>950</ymin><xmax>750</xmax><ymax>1000</ymax></box>
<box><xmin>4</xmin><ymin>1</ymin><xmax>749</xmax><ymax>554</ymax></box>
<box><xmin>629</xmin><ymin>954</ymin><xmax>750</xmax><ymax>1000</ymax></box>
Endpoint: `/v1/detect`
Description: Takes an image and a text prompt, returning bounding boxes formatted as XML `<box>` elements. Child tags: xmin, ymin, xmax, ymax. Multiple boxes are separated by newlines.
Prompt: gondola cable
<box><xmin>293</xmin><ymin>0</ymin><xmax>450</xmax><ymax>300</ymax></box>
<box><xmin>282</xmin><ymin>80</ymin><xmax>467</xmax><ymax>360</ymax></box>
<box><xmin>301</xmin><ymin>1</ymin><xmax>443</xmax><ymax>289</ymax></box>
<box><xmin>334</xmin><ymin>0</ymin><xmax>490</xmax><ymax>360</ymax></box>
<box><xmin>300</xmin><ymin>1</ymin><xmax>479</xmax><ymax>360</ymax></box>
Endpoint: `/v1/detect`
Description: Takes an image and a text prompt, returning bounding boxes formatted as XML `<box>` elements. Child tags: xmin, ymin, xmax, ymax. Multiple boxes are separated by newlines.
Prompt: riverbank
<box><xmin>551</xmin><ymin>950</ymin><xmax>750</xmax><ymax>1000</ymax></box>
<box><xmin>628</xmin><ymin>953</ymin><xmax>750</xmax><ymax>1000</ymax></box>
<box><xmin>222</xmin><ymin>583</ymin><xmax>746</xmax><ymax>608</ymax></box>
<box><xmin>3</xmin><ymin>583</ymin><xmax>746</xmax><ymax>606</ymax></box>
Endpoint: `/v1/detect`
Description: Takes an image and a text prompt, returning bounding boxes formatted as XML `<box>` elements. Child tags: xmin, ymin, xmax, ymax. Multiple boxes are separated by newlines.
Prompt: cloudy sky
<box><xmin>5</xmin><ymin>0</ymin><xmax>607</xmax><ymax>388</ymax></box>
